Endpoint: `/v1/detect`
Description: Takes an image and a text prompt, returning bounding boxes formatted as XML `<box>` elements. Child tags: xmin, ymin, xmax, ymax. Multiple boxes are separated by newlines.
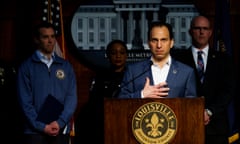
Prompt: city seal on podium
<box><xmin>132</xmin><ymin>102</ymin><xmax>177</xmax><ymax>144</ymax></box>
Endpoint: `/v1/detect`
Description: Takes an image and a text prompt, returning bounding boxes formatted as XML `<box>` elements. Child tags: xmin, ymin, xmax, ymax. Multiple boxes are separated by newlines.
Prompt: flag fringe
<box><xmin>228</xmin><ymin>132</ymin><xmax>239</xmax><ymax>144</ymax></box>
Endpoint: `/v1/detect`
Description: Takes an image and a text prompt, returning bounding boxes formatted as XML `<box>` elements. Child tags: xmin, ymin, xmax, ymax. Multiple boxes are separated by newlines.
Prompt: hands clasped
<box><xmin>142</xmin><ymin>77</ymin><xmax>169</xmax><ymax>98</ymax></box>
<box><xmin>44</xmin><ymin>121</ymin><xmax>60</xmax><ymax>136</ymax></box>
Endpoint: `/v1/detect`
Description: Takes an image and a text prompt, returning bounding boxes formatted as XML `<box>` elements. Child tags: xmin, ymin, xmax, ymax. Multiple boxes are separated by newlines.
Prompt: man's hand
<box><xmin>142</xmin><ymin>77</ymin><xmax>169</xmax><ymax>98</ymax></box>
<box><xmin>44</xmin><ymin>121</ymin><xmax>60</xmax><ymax>136</ymax></box>
<box><xmin>204</xmin><ymin>110</ymin><xmax>211</xmax><ymax>125</ymax></box>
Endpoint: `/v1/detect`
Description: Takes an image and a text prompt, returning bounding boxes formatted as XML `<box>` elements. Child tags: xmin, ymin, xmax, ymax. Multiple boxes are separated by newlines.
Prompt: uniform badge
<box><xmin>56</xmin><ymin>69</ymin><xmax>65</xmax><ymax>80</ymax></box>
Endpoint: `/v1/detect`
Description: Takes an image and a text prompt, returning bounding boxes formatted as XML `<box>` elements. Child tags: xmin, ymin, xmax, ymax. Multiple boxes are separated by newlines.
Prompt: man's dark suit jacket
<box><xmin>171</xmin><ymin>47</ymin><xmax>235</xmax><ymax>141</ymax></box>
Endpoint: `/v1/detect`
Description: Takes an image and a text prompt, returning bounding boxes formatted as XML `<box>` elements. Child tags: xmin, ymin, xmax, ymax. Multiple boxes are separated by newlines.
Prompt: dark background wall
<box><xmin>0</xmin><ymin>0</ymin><xmax>239</xmax><ymax>140</ymax></box>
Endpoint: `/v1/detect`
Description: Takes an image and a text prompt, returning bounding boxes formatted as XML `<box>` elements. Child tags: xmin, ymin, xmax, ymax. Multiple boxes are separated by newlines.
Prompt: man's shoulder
<box><xmin>209</xmin><ymin>50</ymin><xmax>234</xmax><ymax>62</ymax></box>
<box><xmin>54</xmin><ymin>55</ymin><xmax>74</xmax><ymax>67</ymax></box>
<box><xmin>172</xmin><ymin>58</ymin><xmax>194</xmax><ymax>72</ymax></box>
<box><xmin>127</xmin><ymin>59</ymin><xmax>151</xmax><ymax>68</ymax></box>
<box><xmin>171</xmin><ymin>48</ymin><xmax>191</xmax><ymax>56</ymax></box>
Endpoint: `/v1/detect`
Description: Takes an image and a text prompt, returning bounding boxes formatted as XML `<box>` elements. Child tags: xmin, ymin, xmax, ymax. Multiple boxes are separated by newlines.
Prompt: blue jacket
<box><xmin>118</xmin><ymin>58</ymin><xmax>197</xmax><ymax>98</ymax></box>
<box><xmin>17</xmin><ymin>52</ymin><xmax>77</xmax><ymax>134</ymax></box>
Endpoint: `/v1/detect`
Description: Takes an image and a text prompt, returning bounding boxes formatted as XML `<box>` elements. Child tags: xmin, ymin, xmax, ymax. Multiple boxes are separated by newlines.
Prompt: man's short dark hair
<box><xmin>33</xmin><ymin>22</ymin><xmax>56</xmax><ymax>38</ymax></box>
<box><xmin>148</xmin><ymin>21</ymin><xmax>174</xmax><ymax>40</ymax></box>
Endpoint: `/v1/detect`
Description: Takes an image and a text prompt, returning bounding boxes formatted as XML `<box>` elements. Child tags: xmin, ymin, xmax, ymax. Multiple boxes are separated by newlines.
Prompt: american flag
<box><xmin>41</xmin><ymin>0</ymin><xmax>66</xmax><ymax>58</ymax></box>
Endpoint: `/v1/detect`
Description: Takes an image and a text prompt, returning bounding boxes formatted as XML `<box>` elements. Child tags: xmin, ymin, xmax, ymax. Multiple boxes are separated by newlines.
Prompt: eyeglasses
<box><xmin>192</xmin><ymin>27</ymin><xmax>210</xmax><ymax>31</ymax></box>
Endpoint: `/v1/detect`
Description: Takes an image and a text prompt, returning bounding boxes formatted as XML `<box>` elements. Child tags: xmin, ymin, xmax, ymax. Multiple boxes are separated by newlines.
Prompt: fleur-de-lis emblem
<box><xmin>146</xmin><ymin>113</ymin><xmax>164</xmax><ymax>137</ymax></box>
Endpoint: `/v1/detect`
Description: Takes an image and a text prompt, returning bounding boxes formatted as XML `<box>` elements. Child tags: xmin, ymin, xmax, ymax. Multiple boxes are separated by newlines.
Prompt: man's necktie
<box><xmin>197</xmin><ymin>51</ymin><xmax>204</xmax><ymax>83</ymax></box>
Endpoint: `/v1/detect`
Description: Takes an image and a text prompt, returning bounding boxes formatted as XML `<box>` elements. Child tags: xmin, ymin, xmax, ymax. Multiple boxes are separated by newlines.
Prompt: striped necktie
<box><xmin>197</xmin><ymin>51</ymin><xmax>204</xmax><ymax>83</ymax></box>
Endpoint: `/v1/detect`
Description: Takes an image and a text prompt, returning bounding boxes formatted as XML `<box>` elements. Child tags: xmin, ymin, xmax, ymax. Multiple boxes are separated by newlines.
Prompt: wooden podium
<box><xmin>104</xmin><ymin>97</ymin><xmax>205</xmax><ymax>144</ymax></box>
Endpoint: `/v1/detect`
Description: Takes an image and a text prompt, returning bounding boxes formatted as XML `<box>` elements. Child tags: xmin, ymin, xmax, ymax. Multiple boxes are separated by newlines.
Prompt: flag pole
<box><xmin>58</xmin><ymin>0</ymin><xmax>66</xmax><ymax>59</ymax></box>
<box><xmin>58</xmin><ymin>1</ymin><xmax>75</xmax><ymax>142</ymax></box>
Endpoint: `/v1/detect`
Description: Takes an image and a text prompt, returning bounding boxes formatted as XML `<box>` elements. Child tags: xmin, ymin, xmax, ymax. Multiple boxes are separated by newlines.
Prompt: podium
<box><xmin>104</xmin><ymin>97</ymin><xmax>205</xmax><ymax>144</ymax></box>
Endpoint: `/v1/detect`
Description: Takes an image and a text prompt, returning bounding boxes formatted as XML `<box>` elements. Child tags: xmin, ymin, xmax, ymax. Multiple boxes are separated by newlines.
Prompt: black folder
<box><xmin>37</xmin><ymin>95</ymin><xmax>64</xmax><ymax>124</ymax></box>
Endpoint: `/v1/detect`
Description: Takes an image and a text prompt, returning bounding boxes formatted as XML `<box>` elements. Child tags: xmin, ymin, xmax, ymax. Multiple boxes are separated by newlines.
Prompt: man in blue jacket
<box><xmin>17</xmin><ymin>22</ymin><xmax>77</xmax><ymax>144</ymax></box>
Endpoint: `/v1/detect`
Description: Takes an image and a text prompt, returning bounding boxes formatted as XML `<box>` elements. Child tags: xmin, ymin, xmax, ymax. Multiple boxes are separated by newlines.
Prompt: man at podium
<box><xmin>118</xmin><ymin>21</ymin><xmax>197</xmax><ymax>99</ymax></box>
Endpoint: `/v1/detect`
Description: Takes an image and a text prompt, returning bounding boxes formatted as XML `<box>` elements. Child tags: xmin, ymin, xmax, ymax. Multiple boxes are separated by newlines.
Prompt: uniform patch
<box><xmin>56</xmin><ymin>69</ymin><xmax>65</xmax><ymax>80</ymax></box>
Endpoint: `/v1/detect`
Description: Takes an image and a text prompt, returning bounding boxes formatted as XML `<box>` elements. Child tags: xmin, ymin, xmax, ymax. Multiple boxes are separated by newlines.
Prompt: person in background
<box><xmin>171</xmin><ymin>15</ymin><xmax>236</xmax><ymax>144</ymax></box>
<box><xmin>17</xmin><ymin>22</ymin><xmax>77</xmax><ymax>144</ymax></box>
<box><xmin>117</xmin><ymin>21</ymin><xmax>197</xmax><ymax>99</ymax></box>
<box><xmin>90</xmin><ymin>39</ymin><xmax>128</xmax><ymax>98</ymax></box>
<box><xmin>75</xmin><ymin>39</ymin><xmax>128</xmax><ymax>144</ymax></box>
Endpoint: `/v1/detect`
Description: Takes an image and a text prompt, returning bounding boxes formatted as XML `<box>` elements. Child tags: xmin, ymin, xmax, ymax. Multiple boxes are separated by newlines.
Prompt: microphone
<box><xmin>112</xmin><ymin>60</ymin><xmax>153</xmax><ymax>98</ymax></box>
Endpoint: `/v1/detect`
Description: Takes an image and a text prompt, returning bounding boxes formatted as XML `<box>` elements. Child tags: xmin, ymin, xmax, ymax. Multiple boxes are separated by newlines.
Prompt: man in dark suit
<box><xmin>172</xmin><ymin>15</ymin><xmax>235</xmax><ymax>144</ymax></box>
<box><xmin>118</xmin><ymin>21</ymin><xmax>197</xmax><ymax>99</ymax></box>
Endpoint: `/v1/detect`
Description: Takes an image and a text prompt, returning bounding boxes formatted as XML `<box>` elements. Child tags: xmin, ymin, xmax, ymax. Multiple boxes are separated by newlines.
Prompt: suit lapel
<box><xmin>166</xmin><ymin>59</ymin><xmax>179</xmax><ymax>87</ymax></box>
<box><xmin>141</xmin><ymin>59</ymin><xmax>154</xmax><ymax>85</ymax></box>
